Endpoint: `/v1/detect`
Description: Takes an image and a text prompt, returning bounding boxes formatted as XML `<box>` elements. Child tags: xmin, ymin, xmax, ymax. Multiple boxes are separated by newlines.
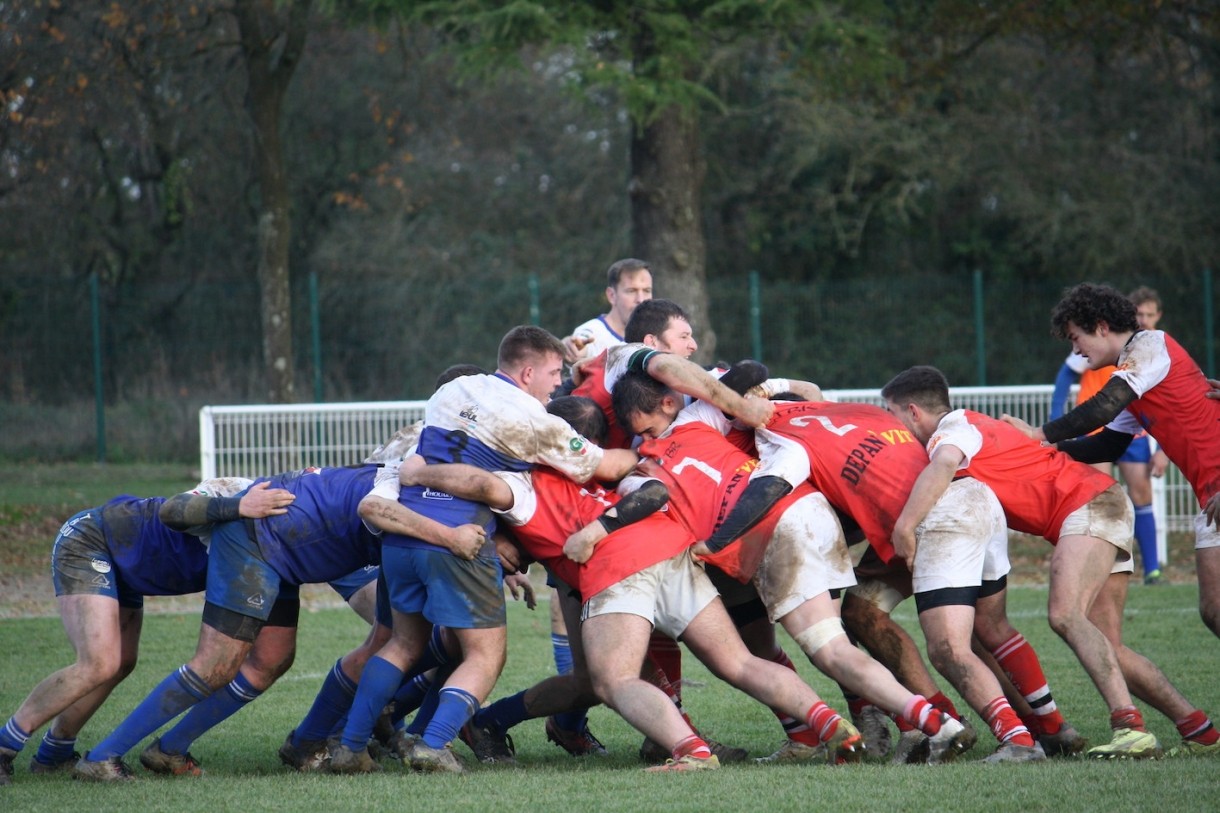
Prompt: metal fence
<box><xmin>199</xmin><ymin>384</ymin><xmax>1197</xmax><ymax>563</ymax></box>
<box><xmin>199</xmin><ymin>401</ymin><xmax>427</xmax><ymax>481</ymax></box>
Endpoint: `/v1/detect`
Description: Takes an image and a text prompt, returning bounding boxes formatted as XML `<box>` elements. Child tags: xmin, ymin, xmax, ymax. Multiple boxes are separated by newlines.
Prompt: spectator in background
<box><xmin>561</xmin><ymin>258</ymin><xmax>653</xmax><ymax>365</ymax></box>
<box><xmin>1049</xmin><ymin>285</ymin><xmax>1170</xmax><ymax>585</ymax></box>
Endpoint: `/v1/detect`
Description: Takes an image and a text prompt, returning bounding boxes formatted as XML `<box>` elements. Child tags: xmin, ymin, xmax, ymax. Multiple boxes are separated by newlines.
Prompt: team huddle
<box><xmin>1</xmin><ymin>266</ymin><xmax>1218</xmax><ymax>784</ymax></box>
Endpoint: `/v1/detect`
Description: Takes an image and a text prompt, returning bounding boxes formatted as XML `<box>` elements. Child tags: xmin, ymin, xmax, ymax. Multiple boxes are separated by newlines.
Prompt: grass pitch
<box><xmin>1</xmin><ymin>587</ymin><xmax>1217</xmax><ymax>812</ymax></box>
<box><xmin>1</xmin><ymin>463</ymin><xmax>1217</xmax><ymax>811</ymax></box>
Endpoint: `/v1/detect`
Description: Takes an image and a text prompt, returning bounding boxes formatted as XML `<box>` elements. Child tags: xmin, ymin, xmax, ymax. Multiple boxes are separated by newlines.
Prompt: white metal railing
<box><xmin>199</xmin><ymin>401</ymin><xmax>426</xmax><ymax>480</ymax></box>
<box><xmin>199</xmin><ymin>385</ymin><xmax>1198</xmax><ymax>554</ymax></box>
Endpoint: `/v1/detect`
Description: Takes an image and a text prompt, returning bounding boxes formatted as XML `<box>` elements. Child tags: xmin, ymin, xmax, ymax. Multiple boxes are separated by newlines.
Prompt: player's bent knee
<box><xmin>792</xmin><ymin>617</ymin><xmax>847</xmax><ymax>657</ymax></box>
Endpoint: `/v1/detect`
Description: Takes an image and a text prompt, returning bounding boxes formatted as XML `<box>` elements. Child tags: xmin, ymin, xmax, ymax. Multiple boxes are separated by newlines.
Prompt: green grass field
<box><xmin>1</xmin><ymin>465</ymin><xmax>1218</xmax><ymax>811</ymax></box>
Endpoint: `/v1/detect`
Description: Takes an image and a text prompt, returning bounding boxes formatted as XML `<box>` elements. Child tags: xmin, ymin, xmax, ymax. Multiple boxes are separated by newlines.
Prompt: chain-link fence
<box><xmin>2</xmin><ymin>268</ymin><xmax>1215</xmax><ymax>462</ymax></box>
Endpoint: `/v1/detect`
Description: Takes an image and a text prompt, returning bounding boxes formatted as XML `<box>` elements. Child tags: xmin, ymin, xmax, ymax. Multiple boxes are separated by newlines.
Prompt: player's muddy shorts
<box><xmin>1058</xmin><ymin>483</ymin><xmax>1134</xmax><ymax>567</ymax></box>
<box><xmin>382</xmin><ymin>546</ymin><xmax>506</xmax><ymax>629</ymax></box>
<box><xmin>912</xmin><ymin>478</ymin><xmax>1009</xmax><ymax>595</ymax></box>
<box><xmin>582</xmin><ymin>550</ymin><xmax>720</xmax><ymax>639</ymax></box>
<box><xmin>753</xmin><ymin>492</ymin><xmax>856</xmax><ymax>622</ymax></box>
<box><xmin>1194</xmin><ymin>511</ymin><xmax>1220</xmax><ymax>551</ymax></box>
<box><xmin>51</xmin><ymin>510</ymin><xmax>144</xmax><ymax>608</ymax></box>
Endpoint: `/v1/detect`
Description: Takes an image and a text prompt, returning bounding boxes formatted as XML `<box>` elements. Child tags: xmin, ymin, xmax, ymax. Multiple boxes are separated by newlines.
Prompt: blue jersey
<box><xmin>382</xmin><ymin>372</ymin><xmax>601</xmax><ymax>556</ymax></box>
<box><xmin>250</xmin><ymin>466</ymin><xmax>382</xmax><ymax>585</ymax></box>
<box><xmin>97</xmin><ymin>496</ymin><xmax>210</xmax><ymax>596</ymax></box>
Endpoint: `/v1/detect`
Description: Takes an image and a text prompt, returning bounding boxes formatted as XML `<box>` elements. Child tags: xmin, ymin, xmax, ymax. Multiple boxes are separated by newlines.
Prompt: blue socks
<box><xmin>0</xmin><ymin>717</ymin><xmax>30</xmax><ymax>752</ymax></box>
<box><xmin>474</xmin><ymin>690</ymin><xmax>530</xmax><ymax>734</ymax></box>
<box><xmin>86</xmin><ymin>665</ymin><xmax>212</xmax><ymax>762</ymax></box>
<box><xmin>1133</xmin><ymin>503</ymin><xmax>1159</xmax><ymax>574</ymax></box>
<box><xmin>297</xmin><ymin>659</ymin><xmax>359</xmax><ymax>744</ymax></box>
<box><xmin>340</xmin><ymin>656</ymin><xmax>401</xmax><ymax>752</ymax></box>
<box><xmin>33</xmin><ymin>731</ymin><xmax>78</xmax><ymax>767</ymax></box>
<box><xmin>552</xmin><ymin>632</ymin><xmax>574</xmax><ymax>674</ymax></box>
<box><xmin>405</xmin><ymin>678</ymin><xmax>442</xmax><ymax>736</ymax></box>
<box><xmin>159</xmin><ymin>671</ymin><xmax>261</xmax><ymax>755</ymax></box>
<box><xmin>421</xmin><ymin>687</ymin><xmax>478</xmax><ymax>750</ymax></box>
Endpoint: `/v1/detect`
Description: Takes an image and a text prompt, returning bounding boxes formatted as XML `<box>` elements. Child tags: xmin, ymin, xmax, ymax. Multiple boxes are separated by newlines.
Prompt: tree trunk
<box><xmin>234</xmin><ymin>0</ymin><xmax>313</xmax><ymax>404</ymax></box>
<box><xmin>629</xmin><ymin>108</ymin><xmax>713</xmax><ymax>364</ymax></box>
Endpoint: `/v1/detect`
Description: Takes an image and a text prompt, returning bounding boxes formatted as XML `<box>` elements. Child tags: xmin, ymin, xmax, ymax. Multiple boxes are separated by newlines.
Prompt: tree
<box><xmin>397</xmin><ymin>1</ymin><xmax>848</xmax><ymax>362</ymax></box>
<box><xmin>234</xmin><ymin>0</ymin><xmax>315</xmax><ymax>403</ymax></box>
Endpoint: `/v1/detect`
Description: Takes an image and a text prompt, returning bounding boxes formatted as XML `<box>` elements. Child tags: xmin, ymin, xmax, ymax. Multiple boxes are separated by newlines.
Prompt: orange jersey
<box><xmin>571</xmin><ymin>350</ymin><xmax>633</xmax><ymax>450</ymax></box>
<box><xmin>1075</xmin><ymin>365</ymin><xmax>1115</xmax><ymax>436</ymax></box>
<box><xmin>753</xmin><ymin>401</ymin><xmax>924</xmax><ymax>563</ymax></box>
<box><xmin>634</xmin><ymin>417</ymin><xmax>814</xmax><ymax>581</ymax></box>
<box><xmin>1111</xmin><ymin>331</ymin><xmax>1220</xmax><ymax>507</ymax></box>
<box><xmin>938</xmin><ymin>409</ymin><xmax>1115</xmax><ymax>542</ymax></box>
<box><xmin>1077</xmin><ymin>365</ymin><xmax>1115</xmax><ymax>404</ymax></box>
<box><xmin>506</xmin><ymin>468</ymin><xmax>693</xmax><ymax>598</ymax></box>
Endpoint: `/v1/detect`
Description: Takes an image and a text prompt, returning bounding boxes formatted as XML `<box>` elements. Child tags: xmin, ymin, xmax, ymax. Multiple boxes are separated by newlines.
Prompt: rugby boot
<box><xmin>1038</xmin><ymin>724</ymin><xmax>1087</xmax><ymax>758</ymax></box>
<box><xmin>139</xmin><ymin>738</ymin><xmax>204</xmax><ymax>777</ymax></box>
<box><xmin>926</xmin><ymin>714</ymin><xmax>977</xmax><ymax>764</ymax></box>
<box><xmin>644</xmin><ymin>754</ymin><xmax>720</xmax><ymax>772</ymax></box>
<box><xmin>1087</xmin><ymin>728</ymin><xmax>1161</xmax><ymax>760</ymax></box>
<box><xmin>278</xmin><ymin>730</ymin><xmax>330</xmax><ymax>772</ymax></box>
<box><xmin>982</xmin><ymin>741</ymin><xmax>1047</xmax><ymax>764</ymax></box>
<box><xmin>460</xmin><ymin>721</ymin><xmax>516</xmax><ymax>765</ymax></box>
<box><xmin>73</xmin><ymin>753</ymin><xmax>135</xmax><ymax>782</ymax></box>
<box><xmin>545</xmin><ymin>716</ymin><xmax>607</xmax><ymax>757</ymax></box>
<box><xmin>327</xmin><ymin>743</ymin><xmax>382</xmax><ymax>774</ymax></box>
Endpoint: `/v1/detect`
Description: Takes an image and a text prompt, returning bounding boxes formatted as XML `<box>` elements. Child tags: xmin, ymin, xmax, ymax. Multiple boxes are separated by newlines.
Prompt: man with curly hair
<box><xmin>1004</xmin><ymin>282</ymin><xmax>1220</xmax><ymax>757</ymax></box>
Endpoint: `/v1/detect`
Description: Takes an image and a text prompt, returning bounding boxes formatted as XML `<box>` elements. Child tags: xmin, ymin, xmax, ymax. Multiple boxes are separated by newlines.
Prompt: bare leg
<box><xmin>841</xmin><ymin>593</ymin><xmax>941</xmax><ymax>697</ymax></box>
<box><xmin>1089</xmin><ymin>573</ymin><xmax>1196</xmax><ymax>720</ymax></box>
<box><xmin>1047</xmin><ymin>535</ymin><xmax>1132</xmax><ymax>712</ymax></box>
<box><xmin>446</xmin><ymin>625</ymin><xmax>507</xmax><ymax>704</ymax></box>
<box><xmin>583</xmin><ymin>613</ymin><xmax>693</xmax><ymax>750</ymax></box>
<box><xmin>681</xmin><ymin>598</ymin><xmax>824</xmax><ymax>721</ymax></box>
<box><xmin>919</xmin><ymin>604</ymin><xmax>1007</xmax><ymax>725</ymax></box>
<box><xmin>1198</xmin><ymin>546</ymin><xmax>1220</xmax><ymax>639</ymax></box>
<box><xmin>12</xmin><ymin>596</ymin><xmax>134</xmax><ymax>736</ymax></box>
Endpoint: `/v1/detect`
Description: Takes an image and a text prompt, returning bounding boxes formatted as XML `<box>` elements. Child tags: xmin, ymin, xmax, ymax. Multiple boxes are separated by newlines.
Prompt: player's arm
<box><xmin>633</xmin><ymin>350</ymin><xmax>774</xmax><ymax>428</ymax></box>
<box><xmin>1003</xmin><ymin>377</ymin><xmax>1138</xmax><ymax>444</ymax></box>
<box><xmin>158</xmin><ymin>481</ymin><xmax>294</xmax><ymax>530</ymax></box>
<box><xmin>696</xmin><ymin>475</ymin><xmax>794</xmax><ymax>557</ymax></box>
<box><xmin>892</xmin><ymin>446</ymin><xmax>963</xmax><ymax>569</ymax></box>
<box><xmin>1040</xmin><ymin>377</ymin><xmax>1139</xmax><ymax>444</ymax></box>
<box><xmin>593</xmin><ymin>448</ymin><xmax>639</xmax><ymax>483</ymax></box>
<box><xmin>1049</xmin><ymin>362</ymin><xmax>1079</xmax><ymax>420</ymax></box>
<box><xmin>564</xmin><ymin>480</ymin><xmax>671</xmax><ymax>563</ymax></box>
<box><xmin>1056</xmin><ymin>428</ymin><xmax>1134</xmax><ymax>465</ymax></box>
<box><xmin>398</xmin><ymin>457</ymin><xmax>515</xmax><ymax>511</ymax></box>
<box><xmin>748</xmin><ymin>378</ymin><xmax>824</xmax><ymax>402</ymax></box>
<box><xmin>357</xmin><ymin>494</ymin><xmax>487</xmax><ymax>561</ymax></box>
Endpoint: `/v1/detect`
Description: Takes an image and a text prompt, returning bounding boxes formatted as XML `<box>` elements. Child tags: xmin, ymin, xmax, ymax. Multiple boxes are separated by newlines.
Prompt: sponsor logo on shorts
<box><xmin>90</xmin><ymin>558</ymin><xmax>112</xmax><ymax>574</ymax></box>
<box><xmin>246</xmin><ymin>593</ymin><xmax>265</xmax><ymax>609</ymax></box>
<box><xmin>91</xmin><ymin>574</ymin><xmax>111</xmax><ymax>588</ymax></box>
<box><xmin>423</xmin><ymin>488</ymin><xmax>453</xmax><ymax>501</ymax></box>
